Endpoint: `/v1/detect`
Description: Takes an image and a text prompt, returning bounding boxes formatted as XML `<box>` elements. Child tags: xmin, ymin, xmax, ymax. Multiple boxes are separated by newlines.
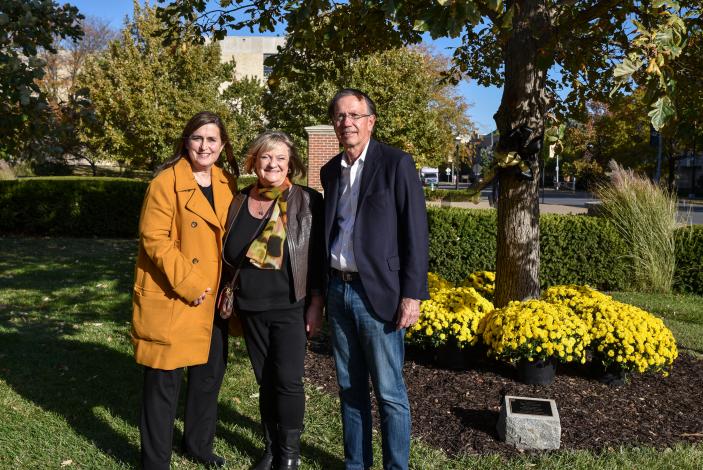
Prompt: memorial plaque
<box><xmin>497</xmin><ymin>395</ymin><xmax>561</xmax><ymax>450</ymax></box>
<box><xmin>509</xmin><ymin>398</ymin><xmax>553</xmax><ymax>417</ymax></box>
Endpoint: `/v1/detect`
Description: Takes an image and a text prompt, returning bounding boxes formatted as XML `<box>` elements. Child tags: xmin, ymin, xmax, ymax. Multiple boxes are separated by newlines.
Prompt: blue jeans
<box><xmin>327</xmin><ymin>277</ymin><xmax>411</xmax><ymax>470</ymax></box>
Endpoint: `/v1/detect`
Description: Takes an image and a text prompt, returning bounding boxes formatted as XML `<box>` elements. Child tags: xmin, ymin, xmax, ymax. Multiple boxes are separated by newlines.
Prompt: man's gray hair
<box><xmin>328</xmin><ymin>88</ymin><xmax>377</xmax><ymax>121</ymax></box>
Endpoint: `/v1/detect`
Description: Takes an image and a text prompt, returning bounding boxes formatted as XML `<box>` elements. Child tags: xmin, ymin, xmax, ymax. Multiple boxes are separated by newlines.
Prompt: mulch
<box><xmin>304</xmin><ymin>335</ymin><xmax>703</xmax><ymax>457</ymax></box>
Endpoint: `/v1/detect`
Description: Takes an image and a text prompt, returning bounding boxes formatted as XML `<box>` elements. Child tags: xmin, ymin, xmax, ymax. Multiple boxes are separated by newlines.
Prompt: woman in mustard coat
<box><xmin>131</xmin><ymin>111</ymin><xmax>238</xmax><ymax>469</ymax></box>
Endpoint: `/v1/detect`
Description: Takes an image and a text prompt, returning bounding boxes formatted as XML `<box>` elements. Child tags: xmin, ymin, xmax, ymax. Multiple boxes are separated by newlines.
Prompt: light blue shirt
<box><xmin>330</xmin><ymin>140</ymin><xmax>371</xmax><ymax>272</ymax></box>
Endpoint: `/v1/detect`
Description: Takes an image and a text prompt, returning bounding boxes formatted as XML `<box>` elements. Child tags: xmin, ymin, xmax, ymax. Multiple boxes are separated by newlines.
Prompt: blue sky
<box><xmin>69</xmin><ymin>0</ymin><xmax>502</xmax><ymax>133</ymax></box>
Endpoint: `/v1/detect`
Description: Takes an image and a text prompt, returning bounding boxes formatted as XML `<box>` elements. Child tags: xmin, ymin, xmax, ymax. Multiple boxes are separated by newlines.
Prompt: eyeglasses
<box><xmin>332</xmin><ymin>113</ymin><xmax>372</xmax><ymax>124</ymax></box>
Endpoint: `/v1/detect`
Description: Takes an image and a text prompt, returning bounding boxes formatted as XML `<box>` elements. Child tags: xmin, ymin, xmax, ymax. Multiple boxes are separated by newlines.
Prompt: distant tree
<box><xmin>264</xmin><ymin>47</ymin><xmax>473</xmax><ymax>168</ymax></box>
<box><xmin>560</xmin><ymin>94</ymin><xmax>653</xmax><ymax>178</ymax></box>
<box><xmin>0</xmin><ymin>0</ymin><xmax>83</xmax><ymax>160</ymax></box>
<box><xmin>78</xmin><ymin>1</ymin><xmax>236</xmax><ymax>170</ymax></box>
<box><xmin>34</xmin><ymin>17</ymin><xmax>118</xmax><ymax>175</ymax></box>
<box><xmin>221</xmin><ymin>76</ymin><xmax>267</xmax><ymax>158</ymax></box>
<box><xmin>663</xmin><ymin>27</ymin><xmax>703</xmax><ymax>191</ymax></box>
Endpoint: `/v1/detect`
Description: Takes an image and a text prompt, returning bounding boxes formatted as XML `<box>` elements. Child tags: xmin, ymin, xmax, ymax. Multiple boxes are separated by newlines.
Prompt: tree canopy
<box><xmin>78</xmin><ymin>2</ymin><xmax>241</xmax><ymax>170</ymax></box>
<box><xmin>157</xmin><ymin>0</ymin><xmax>699</xmax><ymax>305</ymax></box>
<box><xmin>264</xmin><ymin>46</ymin><xmax>473</xmax><ymax>167</ymax></box>
<box><xmin>0</xmin><ymin>0</ymin><xmax>83</xmax><ymax>159</ymax></box>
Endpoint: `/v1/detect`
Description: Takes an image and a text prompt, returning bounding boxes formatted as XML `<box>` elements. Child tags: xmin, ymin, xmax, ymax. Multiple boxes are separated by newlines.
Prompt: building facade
<box><xmin>219</xmin><ymin>36</ymin><xmax>286</xmax><ymax>81</ymax></box>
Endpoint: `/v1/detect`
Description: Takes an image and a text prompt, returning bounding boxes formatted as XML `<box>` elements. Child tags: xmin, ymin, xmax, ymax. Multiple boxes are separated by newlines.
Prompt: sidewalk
<box><xmin>427</xmin><ymin>200</ymin><xmax>588</xmax><ymax>215</ymax></box>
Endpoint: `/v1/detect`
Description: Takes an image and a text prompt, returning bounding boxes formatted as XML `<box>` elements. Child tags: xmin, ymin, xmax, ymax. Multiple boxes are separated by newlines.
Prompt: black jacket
<box><xmin>320</xmin><ymin>139</ymin><xmax>430</xmax><ymax>321</ymax></box>
<box><xmin>222</xmin><ymin>184</ymin><xmax>325</xmax><ymax>302</ymax></box>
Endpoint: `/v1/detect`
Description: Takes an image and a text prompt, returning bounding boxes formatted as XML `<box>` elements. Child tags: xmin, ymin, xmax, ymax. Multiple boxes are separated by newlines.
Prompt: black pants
<box><xmin>140</xmin><ymin>315</ymin><xmax>228</xmax><ymax>470</ymax></box>
<box><xmin>240</xmin><ymin>306</ymin><xmax>306</xmax><ymax>428</ymax></box>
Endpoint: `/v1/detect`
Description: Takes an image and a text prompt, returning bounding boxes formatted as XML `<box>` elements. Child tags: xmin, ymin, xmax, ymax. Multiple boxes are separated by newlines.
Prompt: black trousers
<box><xmin>240</xmin><ymin>306</ymin><xmax>306</xmax><ymax>429</ymax></box>
<box><xmin>140</xmin><ymin>315</ymin><xmax>228</xmax><ymax>470</ymax></box>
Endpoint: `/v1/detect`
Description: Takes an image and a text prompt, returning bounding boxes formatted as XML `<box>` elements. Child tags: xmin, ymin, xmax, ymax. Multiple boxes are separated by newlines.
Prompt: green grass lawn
<box><xmin>1</xmin><ymin>237</ymin><xmax>701</xmax><ymax>469</ymax></box>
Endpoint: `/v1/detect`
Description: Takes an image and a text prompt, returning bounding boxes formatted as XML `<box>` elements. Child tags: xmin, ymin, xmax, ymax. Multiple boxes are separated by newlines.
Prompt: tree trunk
<box><xmin>493</xmin><ymin>0</ymin><xmax>550</xmax><ymax>307</ymax></box>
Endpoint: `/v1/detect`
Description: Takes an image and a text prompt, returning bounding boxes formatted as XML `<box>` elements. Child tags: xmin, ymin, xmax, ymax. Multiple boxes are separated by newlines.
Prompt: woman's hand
<box><xmin>305</xmin><ymin>294</ymin><xmax>324</xmax><ymax>338</ymax></box>
<box><xmin>192</xmin><ymin>287</ymin><xmax>212</xmax><ymax>306</ymax></box>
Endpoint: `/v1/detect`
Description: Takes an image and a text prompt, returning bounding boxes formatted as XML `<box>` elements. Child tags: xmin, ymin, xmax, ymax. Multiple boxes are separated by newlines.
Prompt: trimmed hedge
<box><xmin>674</xmin><ymin>225</ymin><xmax>703</xmax><ymax>295</ymax></box>
<box><xmin>428</xmin><ymin>208</ymin><xmax>631</xmax><ymax>291</ymax></box>
<box><xmin>1</xmin><ymin>179</ymin><xmax>701</xmax><ymax>294</ymax></box>
<box><xmin>0</xmin><ymin>177</ymin><xmax>148</xmax><ymax>238</ymax></box>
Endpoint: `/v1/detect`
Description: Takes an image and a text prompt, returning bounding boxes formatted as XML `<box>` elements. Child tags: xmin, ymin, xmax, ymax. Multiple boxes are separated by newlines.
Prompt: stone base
<box><xmin>496</xmin><ymin>395</ymin><xmax>561</xmax><ymax>450</ymax></box>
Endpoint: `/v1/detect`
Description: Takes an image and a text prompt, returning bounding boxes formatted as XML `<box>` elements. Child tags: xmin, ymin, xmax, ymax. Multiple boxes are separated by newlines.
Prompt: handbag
<box><xmin>217</xmin><ymin>267</ymin><xmax>244</xmax><ymax>336</ymax></box>
<box><xmin>217</xmin><ymin>268</ymin><xmax>240</xmax><ymax>320</ymax></box>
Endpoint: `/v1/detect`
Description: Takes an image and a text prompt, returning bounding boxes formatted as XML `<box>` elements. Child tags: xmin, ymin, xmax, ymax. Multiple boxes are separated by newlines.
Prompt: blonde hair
<box><xmin>243</xmin><ymin>131</ymin><xmax>306</xmax><ymax>179</ymax></box>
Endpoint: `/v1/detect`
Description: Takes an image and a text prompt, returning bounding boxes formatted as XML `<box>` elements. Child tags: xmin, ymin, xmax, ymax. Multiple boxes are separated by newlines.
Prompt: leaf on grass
<box><xmin>60</xmin><ymin>460</ymin><xmax>73</xmax><ymax>467</ymax></box>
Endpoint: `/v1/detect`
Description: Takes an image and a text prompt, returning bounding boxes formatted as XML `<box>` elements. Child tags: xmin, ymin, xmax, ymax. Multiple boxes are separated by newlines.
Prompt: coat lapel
<box><xmin>356</xmin><ymin>139</ymin><xmax>380</xmax><ymax>211</ymax></box>
<box><xmin>212</xmin><ymin>165</ymin><xmax>235</xmax><ymax>229</ymax></box>
<box><xmin>174</xmin><ymin>158</ymin><xmax>221</xmax><ymax>229</ymax></box>
<box><xmin>324</xmin><ymin>153</ymin><xmax>342</xmax><ymax>248</ymax></box>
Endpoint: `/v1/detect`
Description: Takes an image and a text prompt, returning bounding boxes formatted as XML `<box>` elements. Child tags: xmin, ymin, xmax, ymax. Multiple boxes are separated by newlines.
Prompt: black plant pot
<box><xmin>592</xmin><ymin>359</ymin><xmax>628</xmax><ymax>386</ymax></box>
<box><xmin>517</xmin><ymin>358</ymin><xmax>557</xmax><ymax>385</ymax></box>
<box><xmin>433</xmin><ymin>343</ymin><xmax>470</xmax><ymax>370</ymax></box>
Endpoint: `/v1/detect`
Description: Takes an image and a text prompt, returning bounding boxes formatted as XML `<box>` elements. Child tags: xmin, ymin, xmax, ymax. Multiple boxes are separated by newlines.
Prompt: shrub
<box><xmin>427</xmin><ymin>208</ymin><xmax>497</xmax><ymax>283</ymax></box>
<box><xmin>407</xmin><ymin>285</ymin><xmax>493</xmax><ymax>350</ymax></box>
<box><xmin>540</xmin><ymin>214</ymin><xmax>630</xmax><ymax>291</ymax></box>
<box><xmin>480</xmin><ymin>299</ymin><xmax>591</xmax><ymax>364</ymax></box>
<box><xmin>542</xmin><ymin>285</ymin><xmax>678</xmax><ymax>375</ymax></box>
<box><xmin>595</xmin><ymin>162</ymin><xmax>678</xmax><ymax>293</ymax></box>
<box><xmin>459</xmin><ymin>270</ymin><xmax>495</xmax><ymax>301</ymax></box>
<box><xmin>0</xmin><ymin>177</ymin><xmax>147</xmax><ymax>237</ymax></box>
<box><xmin>427</xmin><ymin>207</ymin><xmax>631</xmax><ymax>291</ymax></box>
<box><xmin>674</xmin><ymin>225</ymin><xmax>703</xmax><ymax>295</ymax></box>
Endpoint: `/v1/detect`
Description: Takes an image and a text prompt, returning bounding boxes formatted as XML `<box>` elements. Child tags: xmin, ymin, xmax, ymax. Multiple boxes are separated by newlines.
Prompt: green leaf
<box><xmin>613</xmin><ymin>56</ymin><xmax>642</xmax><ymax>79</ymax></box>
<box><xmin>413</xmin><ymin>19</ymin><xmax>430</xmax><ymax>32</ymax></box>
<box><xmin>487</xmin><ymin>0</ymin><xmax>503</xmax><ymax>13</ymax></box>
<box><xmin>500</xmin><ymin>4</ymin><xmax>515</xmax><ymax>29</ymax></box>
<box><xmin>655</xmin><ymin>28</ymin><xmax>674</xmax><ymax>47</ymax></box>
<box><xmin>648</xmin><ymin>95</ymin><xmax>675</xmax><ymax>131</ymax></box>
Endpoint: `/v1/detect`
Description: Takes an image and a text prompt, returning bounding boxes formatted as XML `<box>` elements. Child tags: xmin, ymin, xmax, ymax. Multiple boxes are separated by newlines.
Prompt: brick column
<box><xmin>305</xmin><ymin>125</ymin><xmax>339</xmax><ymax>192</ymax></box>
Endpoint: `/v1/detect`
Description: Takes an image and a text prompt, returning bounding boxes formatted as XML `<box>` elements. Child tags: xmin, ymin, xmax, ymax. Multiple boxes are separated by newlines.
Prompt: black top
<box><xmin>198</xmin><ymin>184</ymin><xmax>215</xmax><ymax>210</ymax></box>
<box><xmin>224</xmin><ymin>200</ymin><xmax>304</xmax><ymax>311</ymax></box>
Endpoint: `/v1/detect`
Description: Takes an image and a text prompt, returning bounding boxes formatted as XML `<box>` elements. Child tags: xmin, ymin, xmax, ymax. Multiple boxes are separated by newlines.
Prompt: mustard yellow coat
<box><xmin>131</xmin><ymin>157</ymin><xmax>236</xmax><ymax>370</ymax></box>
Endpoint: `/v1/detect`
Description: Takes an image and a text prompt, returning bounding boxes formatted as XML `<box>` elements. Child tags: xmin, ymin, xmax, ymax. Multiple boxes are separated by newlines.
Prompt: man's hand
<box><xmin>305</xmin><ymin>294</ymin><xmax>324</xmax><ymax>338</ymax></box>
<box><xmin>192</xmin><ymin>287</ymin><xmax>211</xmax><ymax>306</ymax></box>
<box><xmin>396</xmin><ymin>297</ymin><xmax>420</xmax><ymax>330</ymax></box>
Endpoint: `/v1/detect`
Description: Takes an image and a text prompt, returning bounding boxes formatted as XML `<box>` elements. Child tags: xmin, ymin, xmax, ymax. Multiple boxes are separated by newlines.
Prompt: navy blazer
<box><xmin>320</xmin><ymin>138</ymin><xmax>430</xmax><ymax>322</ymax></box>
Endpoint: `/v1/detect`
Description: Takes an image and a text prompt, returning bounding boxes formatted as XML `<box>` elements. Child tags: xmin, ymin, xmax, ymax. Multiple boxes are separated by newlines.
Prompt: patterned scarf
<box><xmin>246</xmin><ymin>178</ymin><xmax>292</xmax><ymax>269</ymax></box>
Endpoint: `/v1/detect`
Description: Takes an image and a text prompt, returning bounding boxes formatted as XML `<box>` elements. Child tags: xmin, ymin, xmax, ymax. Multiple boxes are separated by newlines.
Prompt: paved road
<box><xmin>429</xmin><ymin>187</ymin><xmax>703</xmax><ymax>225</ymax></box>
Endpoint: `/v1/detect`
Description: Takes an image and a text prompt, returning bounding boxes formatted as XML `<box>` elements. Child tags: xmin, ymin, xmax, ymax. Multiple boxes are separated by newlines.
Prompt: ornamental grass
<box><xmin>595</xmin><ymin>161</ymin><xmax>678</xmax><ymax>293</ymax></box>
<box><xmin>480</xmin><ymin>299</ymin><xmax>591</xmax><ymax>364</ymax></box>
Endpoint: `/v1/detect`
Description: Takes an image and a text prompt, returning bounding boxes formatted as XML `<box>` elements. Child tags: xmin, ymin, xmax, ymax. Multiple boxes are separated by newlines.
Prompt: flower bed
<box><xmin>407</xmin><ymin>282</ymin><xmax>493</xmax><ymax>350</ymax></box>
<box><xmin>542</xmin><ymin>285</ymin><xmax>678</xmax><ymax>375</ymax></box>
<box><xmin>480</xmin><ymin>299</ymin><xmax>590</xmax><ymax>364</ymax></box>
<box><xmin>410</xmin><ymin>273</ymin><xmax>678</xmax><ymax>378</ymax></box>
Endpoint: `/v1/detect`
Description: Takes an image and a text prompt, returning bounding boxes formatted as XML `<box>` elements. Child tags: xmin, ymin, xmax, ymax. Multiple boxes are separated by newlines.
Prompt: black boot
<box><xmin>251</xmin><ymin>421</ymin><xmax>277</xmax><ymax>470</ymax></box>
<box><xmin>275</xmin><ymin>427</ymin><xmax>302</xmax><ymax>470</ymax></box>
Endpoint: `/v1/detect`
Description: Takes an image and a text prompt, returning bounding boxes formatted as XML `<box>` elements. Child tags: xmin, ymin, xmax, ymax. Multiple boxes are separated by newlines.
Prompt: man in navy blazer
<box><xmin>321</xmin><ymin>88</ymin><xmax>429</xmax><ymax>470</ymax></box>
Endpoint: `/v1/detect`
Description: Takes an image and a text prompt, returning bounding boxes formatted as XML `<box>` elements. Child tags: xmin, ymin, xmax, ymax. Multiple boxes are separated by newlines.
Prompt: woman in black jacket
<box><xmin>220</xmin><ymin>131</ymin><xmax>324</xmax><ymax>470</ymax></box>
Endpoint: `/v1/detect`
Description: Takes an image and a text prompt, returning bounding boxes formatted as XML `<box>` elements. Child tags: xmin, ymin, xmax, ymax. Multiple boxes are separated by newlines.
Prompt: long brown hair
<box><xmin>157</xmin><ymin>111</ymin><xmax>240</xmax><ymax>176</ymax></box>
